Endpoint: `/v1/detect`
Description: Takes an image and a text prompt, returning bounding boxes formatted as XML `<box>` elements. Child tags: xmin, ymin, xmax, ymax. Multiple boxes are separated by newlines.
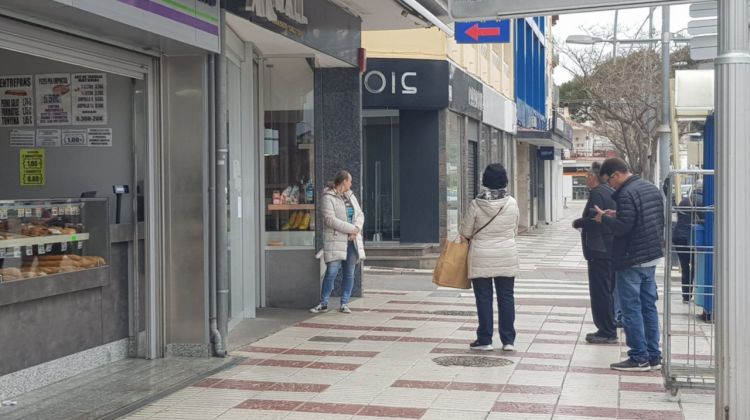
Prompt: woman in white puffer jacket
<box><xmin>460</xmin><ymin>163</ymin><xmax>520</xmax><ymax>352</ymax></box>
<box><xmin>310</xmin><ymin>170</ymin><xmax>365</xmax><ymax>315</ymax></box>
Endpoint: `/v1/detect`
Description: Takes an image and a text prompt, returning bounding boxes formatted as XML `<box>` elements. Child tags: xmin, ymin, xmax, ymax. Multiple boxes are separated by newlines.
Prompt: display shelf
<box><xmin>0</xmin><ymin>233</ymin><xmax>90</xmax><ymax>249</ymax></box>
<box><xmin>267</xmin><ymin>204</ymin><xmax>315</xmax><ymax>211</ymax></box>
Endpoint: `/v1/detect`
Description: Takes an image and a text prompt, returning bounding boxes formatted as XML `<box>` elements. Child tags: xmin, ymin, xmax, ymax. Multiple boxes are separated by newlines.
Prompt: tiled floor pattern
<box><xmin>123</xmin><ymin>202</ymin><xmax>713</xmax><ymax>419</ymax></box>
<box><xmin>124</xmin><ymin>289</ymin><xmax>713</xmax><ymax>419</ymax></box>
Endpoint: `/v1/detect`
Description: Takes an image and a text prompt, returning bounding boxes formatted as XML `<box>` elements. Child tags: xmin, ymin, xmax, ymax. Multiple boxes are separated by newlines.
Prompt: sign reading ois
<box><xmin>362</xmin><ymin>59</ymin><xmax>449</xmax><ymax>110</ymax></box>
<box><xmin>449</xmin><ymin>0</ymin><xmax>686</xmax><ymax>20</ymax></box>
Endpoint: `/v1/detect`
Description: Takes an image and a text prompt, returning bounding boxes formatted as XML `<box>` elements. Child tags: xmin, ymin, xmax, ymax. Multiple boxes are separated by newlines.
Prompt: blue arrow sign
<box><xmin>455</xmin><ymin>20</ymin><xmax>511</xmax><ymax>44</ymax></box>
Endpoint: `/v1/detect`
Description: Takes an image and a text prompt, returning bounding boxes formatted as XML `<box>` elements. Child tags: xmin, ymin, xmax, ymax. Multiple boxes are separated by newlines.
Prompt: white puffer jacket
<box><xmin>459</xmin><ymin>194</ymin><xmax>520</xmax><ymax>279</ymax></box>
<box><xmin>322</xmin><ymin>188</ymin><xmax>366</xmax><ymax>263</ymax></box>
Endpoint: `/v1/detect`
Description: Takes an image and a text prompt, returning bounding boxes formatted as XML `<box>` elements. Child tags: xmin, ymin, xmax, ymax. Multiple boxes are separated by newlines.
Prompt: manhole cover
<box><xmin>432</xmin><ymin>356</ymin><xmax>513</xmax><ymax>367</ymax></box>
<box><xmin>432</xmin><ymin>310</ymin><xmax>476</xmax><ymax>316</ymax></box>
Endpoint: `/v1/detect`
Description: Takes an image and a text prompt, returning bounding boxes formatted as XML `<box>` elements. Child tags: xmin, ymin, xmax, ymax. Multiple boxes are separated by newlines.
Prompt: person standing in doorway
<box><xmin>572</xmin><ymin>162</ymin><xmax>618</xmax><ymax>344</ymax></box>
<box><xmin>594</xmin><ymin>158</ymin><xmax>665</xmax><ymax>372</ymax></box>
<box><xmin>672</xmin><ymin>180</ymin><xmax>704</xmax><ymax>303</ymax></box>
<box><xmin>310</xmin><ymin>170</ymin><xmax>366</xmax><ymax>314</ymax></box>
<box><xmin>460</xmin><ymin>164</ymin><xmax>520</xmax><ymax>352</ymax></box>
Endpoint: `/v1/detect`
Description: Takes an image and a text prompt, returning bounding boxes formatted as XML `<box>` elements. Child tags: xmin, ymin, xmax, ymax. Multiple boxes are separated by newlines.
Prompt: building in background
<box><xmin>360</xmin><ymin>26</ymin><xmax>517</xmax><ymax>260</ymax></box>
<box><xmin>514</xmin><ymin>17</ymin><xmax>573</xmax><ymax>231</ymax></box>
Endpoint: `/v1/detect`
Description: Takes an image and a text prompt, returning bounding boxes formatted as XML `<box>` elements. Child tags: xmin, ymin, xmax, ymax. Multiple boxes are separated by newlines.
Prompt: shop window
<box><xmin>264</xmin><ymin>58</ymin><xmax>315</xmax><ymax>248</ymax></box>
<box><xmin>446</xmin><ymin>112</ymin><xmax>463</xmax><ymax>238</ymax></box>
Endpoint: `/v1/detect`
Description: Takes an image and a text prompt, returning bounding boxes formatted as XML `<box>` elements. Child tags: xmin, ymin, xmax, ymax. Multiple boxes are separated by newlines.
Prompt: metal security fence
<box><xmin>662</xmin><ymin>169</ymin><xmax>716</xmax><ymax>399</ymax></box>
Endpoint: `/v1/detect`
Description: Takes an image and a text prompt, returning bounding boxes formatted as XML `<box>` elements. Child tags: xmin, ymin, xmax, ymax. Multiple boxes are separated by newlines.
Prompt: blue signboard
<box><xmin>455</xmin><ymin>20</ymin><xmax>511</xmax><ymax>44</ymax></box>
<box><xmin>537</xmin><ymin>146</ymin><xmax>555</xmax><ymax>161</ymax></box>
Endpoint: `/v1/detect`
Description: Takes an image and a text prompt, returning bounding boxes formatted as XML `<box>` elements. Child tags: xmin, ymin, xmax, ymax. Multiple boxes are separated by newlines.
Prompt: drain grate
<box><xmin>432</xmin><ymin>355</ymin><xmax>513</xmax><ymax>367</ymax></box>
<box><xmin>432</xmin><ymin>310</ymin><xmax>476</xmax><ymax>317</ymax></box>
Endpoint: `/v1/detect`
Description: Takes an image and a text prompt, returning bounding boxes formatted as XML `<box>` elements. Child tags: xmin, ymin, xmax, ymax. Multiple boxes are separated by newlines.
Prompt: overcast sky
<box><xmin>552</xmin><ymin>4</ymin><xmax>693</xmax><ymax>85</ymax></box>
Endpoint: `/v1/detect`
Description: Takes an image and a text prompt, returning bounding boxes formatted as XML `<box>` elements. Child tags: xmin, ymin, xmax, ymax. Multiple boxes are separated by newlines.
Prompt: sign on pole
<box><xmin>455</xmin><ymin>20</ymin><xmax>511</xmax><ymax>43</ymax></box>
<box><xmin>449</xmin><ymin>0</ymin><xmax>688</xmax><ymax>20</ymax></box>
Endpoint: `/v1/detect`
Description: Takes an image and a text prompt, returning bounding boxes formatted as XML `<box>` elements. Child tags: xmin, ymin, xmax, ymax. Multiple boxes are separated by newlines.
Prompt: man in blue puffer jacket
<box><xmin>593</xmin><ymin>158</ymin><xmax>665</xmax><ymax>372</ymax></box>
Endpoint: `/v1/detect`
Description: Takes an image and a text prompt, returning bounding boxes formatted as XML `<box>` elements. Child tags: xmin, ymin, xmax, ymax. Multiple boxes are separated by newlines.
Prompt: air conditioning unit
<box><xmin>529</xmin><ymin>115</ymin><xmax>538</xmax><ymax>129</ymax></box>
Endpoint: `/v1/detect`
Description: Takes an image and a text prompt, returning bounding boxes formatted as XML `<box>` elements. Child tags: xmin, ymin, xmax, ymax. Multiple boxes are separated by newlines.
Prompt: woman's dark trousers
<box><xmin>471</xmin><ymin>277</ymin><xmax>516</xmax><ymax>345</ymax></box>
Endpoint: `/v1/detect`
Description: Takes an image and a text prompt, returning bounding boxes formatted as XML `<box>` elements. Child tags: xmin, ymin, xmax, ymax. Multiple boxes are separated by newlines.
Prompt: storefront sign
<box><xmin>537</xmin><ymin>146</ymin><xmax>555</xmax><ymax>160</ymax></box>
<box><xmin>0</xmin><ymin>75</ymin><xmax>34</xmax><ymax>127</ymax></box>
<box><xmin>62</xmin><ymin>129</ymin><xmax>88</xmax><ymax>146</ymax></box>
<box><xmin>50</xmin><ymin>0</ymin><xmax>220</xmax><ymax>52</ymax></box>
<box><xmin>362</xmin><ymin>59</ymin><xmax>449</xmax><ymax>110</ymax></box>
<box><xmin>20</xmin><ymin>149</ymin><xmax>45</xmax><ymax>186</ymax></box>
<box><xmin>72</xmin><ymin>73</ymin><xmax>107</xmax><ymax>125</ymax></box>
<box><xmin>36</xmin><ymin>129</ymin><xmax>62</xmax><ymax>147</ymax></box>
<box><xmin>36</xmin><ymin>74</ymin><xmax>72</xmax><ymax>126</ymax></box>
<box><xmin>482</xmin><ymin>86</ymin><xmax>516</xmax><ymax>134</ymax></box>
<box><xmin>9</xmin><ymin>129</ymin><xmax>35</xmax><ymax>147</ymax></box>
<box><xmin>449</xmin><ymin>64</ymin><xmax>484</xmax><ymax>120</ymax></box>
<box><xmin>88</xmin><ymin>128</ymin><xmax>113</xmax><ymax>147</ymax></box>
<box><xmin>228</xmin><ymin>0</ymin><xmax>360</xmax><ymax>66</ymax></box>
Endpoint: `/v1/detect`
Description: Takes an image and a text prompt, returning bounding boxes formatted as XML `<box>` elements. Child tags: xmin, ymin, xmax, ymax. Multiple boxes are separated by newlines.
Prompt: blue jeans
<box><xmin>320</xmin><ymin>241</ymin><xmax>358</xmax><ymax>306</ymax></box>
<box><xmin>471</xmin><ymin>277</ymin><xmax>516</xmax><ymax>346</ymax></box>
<box><xmin>616</xmin><ymin>266</ymin><xmax>661</xmax><ymax>363</ymax></box>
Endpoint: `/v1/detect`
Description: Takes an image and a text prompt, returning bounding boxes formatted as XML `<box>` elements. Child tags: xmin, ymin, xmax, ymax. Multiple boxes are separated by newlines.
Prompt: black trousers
<box><xmin>471</xmin><ymin>277</ymin><xmax>516</xmax><ymax>346</ymax></box>
<box><xmin>673</xmin><ymin>237</ymin><xmax>693</xmax><ymax>302</ymax></box>
<box><xmin>587</xmin><ymin>259</ymin><xmax>616</xmax><ymax>338</ymax></box>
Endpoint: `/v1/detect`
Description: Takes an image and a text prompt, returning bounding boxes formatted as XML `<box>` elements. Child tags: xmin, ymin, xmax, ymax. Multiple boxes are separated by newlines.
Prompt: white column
<box><xmin>715</xmin><ymin>0</ymin><xmax>750</xmax><ymax>418</ymax></box>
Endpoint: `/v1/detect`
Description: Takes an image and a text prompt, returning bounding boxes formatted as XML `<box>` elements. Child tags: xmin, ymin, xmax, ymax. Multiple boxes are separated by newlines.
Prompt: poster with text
<box><xmin>20</xmin><ymin>149</ymin><xmax>45</xmax><ymax>186</ymax></box>
<box><xmin>88</xmin><ymin>128</ymin><xmax>112</xmax><ymax>147</ymax></box>
<box><xmin>35</xmin><ymin>73</ymin><xmax>72</xmax><ymax>126</ymax></box>
<box><xmin>10</xmin><ymin>129</ymin><xmax>35</xmax><ymax>147</ymax></box>
<box><xmin>36</xmin><ymin>129</ymin><xmax>62</xmax><ymax>147</ymax></box>
<box><xmin>0</xmin><ymin>75</ymin><xmax>34</xmax><ymax>127</ymax></box>
<box><xmin>62</xmin><ymin>129</ymin><xmax>88</xmax><ymax>146</ymax></box>
<box><xmin>72</xmin><ymin>73</ymin><xmax>107</xmax><ymax>125</ymax></box>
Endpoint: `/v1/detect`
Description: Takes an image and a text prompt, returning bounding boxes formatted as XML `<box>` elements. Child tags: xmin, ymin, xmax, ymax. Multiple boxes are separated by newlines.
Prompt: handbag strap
<box><xmin>471</xmin><ymin>207</ymin><xmax>503</xmax><ymax>239</ymax></box>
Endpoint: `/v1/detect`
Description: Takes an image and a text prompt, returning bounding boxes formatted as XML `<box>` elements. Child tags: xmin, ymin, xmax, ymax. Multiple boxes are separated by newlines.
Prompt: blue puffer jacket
<box><xmin>602</xmin><ymin>176</ymin><xmax>665</xmax><ymax>271</ymax></box>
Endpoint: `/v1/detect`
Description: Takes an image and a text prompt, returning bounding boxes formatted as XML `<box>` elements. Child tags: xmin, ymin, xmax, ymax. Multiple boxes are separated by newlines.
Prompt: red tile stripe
<box><xmin>195</xmin><ymin>378</ymin><xmax>329</xmax><ymax>392</ymax></box>
<box><xmin>555</xmin><ymin>405</ymin><xmax>617</xmax><ymax>418</ymax></box>
<box><xmin>620</xmin><ymin>382</ymin><xmax>666</xmax><ymax>393</ymax></box>
<box><xmin>296</xmin><ymin>322</ymin><xmax>414</xmax><ymax>332</ymax></box>
<box><xmin>617</xmin><ymin>408</ymin><xmax>683</xmax><ymax>419</ymax></box>
<box><xmin>239</xmin><ymin>345</ymin><xmax>378</xmax><ymax>359</ymax></box>
<box><xmin>366</xmin><ymin>291</ymin><xmax>409</xmax><ymax>295</ymax></box>
<box><xmin>234</xmin><ymin>399</ymin><xmax>426</xmax><ymax>418</ymax></box>
<box><xmin>391</xmin><ymin>380</ymin><xmax>561</xmax><ymax>394</ymax></box>
<box><xmin>492</xmin><ymin>402</ymin><xmax>555</xmax><ymax>414</ymax></box>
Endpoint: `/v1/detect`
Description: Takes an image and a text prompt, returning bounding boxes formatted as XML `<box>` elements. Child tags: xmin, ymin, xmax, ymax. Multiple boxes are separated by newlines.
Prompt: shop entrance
<box><xmin>0</xmin><ymin>17</ymin><xmax>161</xmax><ymax>365</ymax></box>
<box><xmin>226</xmin><ymin>32</ymin><xmax>262</xmax><ymax>321</ymax></box>
<box><xmin>363</xmin><ymin>112</ymin><xmax>401</xmax><ymax>242</ymax></box>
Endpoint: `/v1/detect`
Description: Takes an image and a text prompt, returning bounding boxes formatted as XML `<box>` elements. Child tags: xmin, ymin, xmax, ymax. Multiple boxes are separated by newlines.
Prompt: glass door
<box><xmin>363</xmin><ymin>113</ymin><xmax>400</xmax><ymax>242</ymax></box>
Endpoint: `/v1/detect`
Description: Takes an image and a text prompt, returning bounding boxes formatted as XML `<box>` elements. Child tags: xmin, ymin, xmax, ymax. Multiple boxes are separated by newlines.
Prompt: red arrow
<box><xmin>465</xmin><ymin>24</ymin><xmax>501</xmax><ymax>41</ymax></box>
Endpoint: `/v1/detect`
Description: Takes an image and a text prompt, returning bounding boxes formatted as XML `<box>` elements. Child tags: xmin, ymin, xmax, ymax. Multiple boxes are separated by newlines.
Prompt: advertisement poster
<box><xmin>35</xmin><ymin>73</ymin><xmax>72</xmax><ymax>126</ymax></box>
<box><xmin>36</xmin><ymin>129</ymin><xmax>62</xmax><ymax>147</ymax></box>
<box><xmin>88</xmin><ymin>127</ymin><xmax>112</xmax><ymax>147</ymax></box>
<box><xmin>62</xmin><ymin>129</ymin><xmax>88</xmax><ymax>146</ymax></box>
<box><xmin>0</xmin><ymin>75</ymin><xmax>34</xmax><ymax>127</ymax></box>
<box><xmin>9</xmin><ymin>129</ymin><xmax>35</xmax><ymax>147</ymax></box>
<box><xmin>20</xmin><ymin>149</ymin><xmax>45</xmax><ymax>186</ymax></box>
<box><xmin>72</xmin><ymin>73</ymin><xmax>107</xmax><ymax>125</ymax></box>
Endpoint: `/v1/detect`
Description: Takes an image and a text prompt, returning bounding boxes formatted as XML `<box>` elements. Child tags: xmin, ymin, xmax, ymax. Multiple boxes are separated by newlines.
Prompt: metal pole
<box><xmin>613</xmin><ymin>9</ymin><xmax>619</xmax><ymax>61</ymax></box>
<box><xmin>215</xmin><ymin>10</ymin><xmax>229</xmax><ymax>357</ymax></box>
<box><xmin>715</xmin><ymin>0</ymin><xmax>750</xmax><ymax>417</ymax></box>
<box><xmin>658</xmin><ymin>6</ymin><xmax>671</xmax><ymax>187</ymax></box>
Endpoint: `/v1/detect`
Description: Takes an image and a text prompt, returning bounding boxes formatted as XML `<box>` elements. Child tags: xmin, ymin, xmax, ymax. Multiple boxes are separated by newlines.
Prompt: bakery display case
<box><xmin>0</xmin><ymin>198</ymin><xmax>109</xmax><ymax>283</ymax></box>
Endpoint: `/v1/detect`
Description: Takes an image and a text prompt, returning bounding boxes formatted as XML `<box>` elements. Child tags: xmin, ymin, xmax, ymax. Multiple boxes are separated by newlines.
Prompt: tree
<box><xmin>557</xmin><ymin>11</ymin><xmax>706</xmax><ymax>181</ymax></box>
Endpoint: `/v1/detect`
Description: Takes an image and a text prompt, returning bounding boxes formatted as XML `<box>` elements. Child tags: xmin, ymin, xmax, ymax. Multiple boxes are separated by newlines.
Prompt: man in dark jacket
<box><xmin>573</xmin><ymin>162</ymin><xmax>618</xmax><ymax>344</ymax></box>
<box><xmin>594</xmin><ymin>158</ymin><xmax>664</xmax><ymax>372</ymax></box>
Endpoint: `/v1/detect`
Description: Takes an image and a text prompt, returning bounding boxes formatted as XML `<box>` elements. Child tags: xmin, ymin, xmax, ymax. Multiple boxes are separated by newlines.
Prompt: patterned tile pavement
<box><xmin>123</xmin><ymin>202</ymin><xmax>714</xmax><ymax>420</ymax></box>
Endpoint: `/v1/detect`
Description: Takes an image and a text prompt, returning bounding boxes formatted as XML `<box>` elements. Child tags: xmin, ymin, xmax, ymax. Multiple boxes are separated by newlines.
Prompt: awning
<box><xmin>516</xmin><ymin>128</ymin><xmax>573</xmax><ymax>149</ymax></box>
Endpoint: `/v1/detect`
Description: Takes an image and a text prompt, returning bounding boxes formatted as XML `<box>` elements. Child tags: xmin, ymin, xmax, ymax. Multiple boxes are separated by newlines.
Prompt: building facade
<box><xmin>360</xmin><ymin>27</ymin><xmax>517</xmax><ymax>245</ymax></box>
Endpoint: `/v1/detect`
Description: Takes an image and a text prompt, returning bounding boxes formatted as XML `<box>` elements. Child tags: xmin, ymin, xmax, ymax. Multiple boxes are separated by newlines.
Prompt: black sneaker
<box><xmin>649</xmin><ymin>358</ymin><xmax>662</xmax><ymax>371</ymax></box>
<box><xmin>586</xmin><ymin>334</ymin><xmax>618</xmax><ymax>344</ymax></box>
<box><xmin>610</xmin><ymin>358</ymin><xmax>650</xmax><ymax>372</ymax></box>
<box><xmin>469</xmin><ymin>340</ymin><xmax>493</xmax><ymax>351</ymax></box>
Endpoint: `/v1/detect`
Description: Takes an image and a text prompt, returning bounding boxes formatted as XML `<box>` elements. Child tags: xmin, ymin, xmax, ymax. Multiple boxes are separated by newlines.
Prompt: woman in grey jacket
<box><xmin>310</xmin><ymin>170</ymin><xmax>366</xmax><ymax>314</ymax></box>
<box><xmin>460</xmin><ymin>164</ymin><xmax>520</xmax><ymax>352</ymax></box>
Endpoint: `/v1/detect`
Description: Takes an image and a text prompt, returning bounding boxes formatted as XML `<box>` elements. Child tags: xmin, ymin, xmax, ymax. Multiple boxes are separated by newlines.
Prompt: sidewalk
<box><xmin>120</xmin><ymin>202</ymin><xmax>714</xmax><ymax>420</ymax></box>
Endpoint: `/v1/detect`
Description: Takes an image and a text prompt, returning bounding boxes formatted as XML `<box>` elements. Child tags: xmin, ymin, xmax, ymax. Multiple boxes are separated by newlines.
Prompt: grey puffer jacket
<box><xmin>459</xmin><ymin>192</ymin><xmax>520</xmax><ymax>279</ymax></box>
<box><xmin>322</xmin><ymin>188</ymin><xmax>366</xmax><ymax>263</ymax></box>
